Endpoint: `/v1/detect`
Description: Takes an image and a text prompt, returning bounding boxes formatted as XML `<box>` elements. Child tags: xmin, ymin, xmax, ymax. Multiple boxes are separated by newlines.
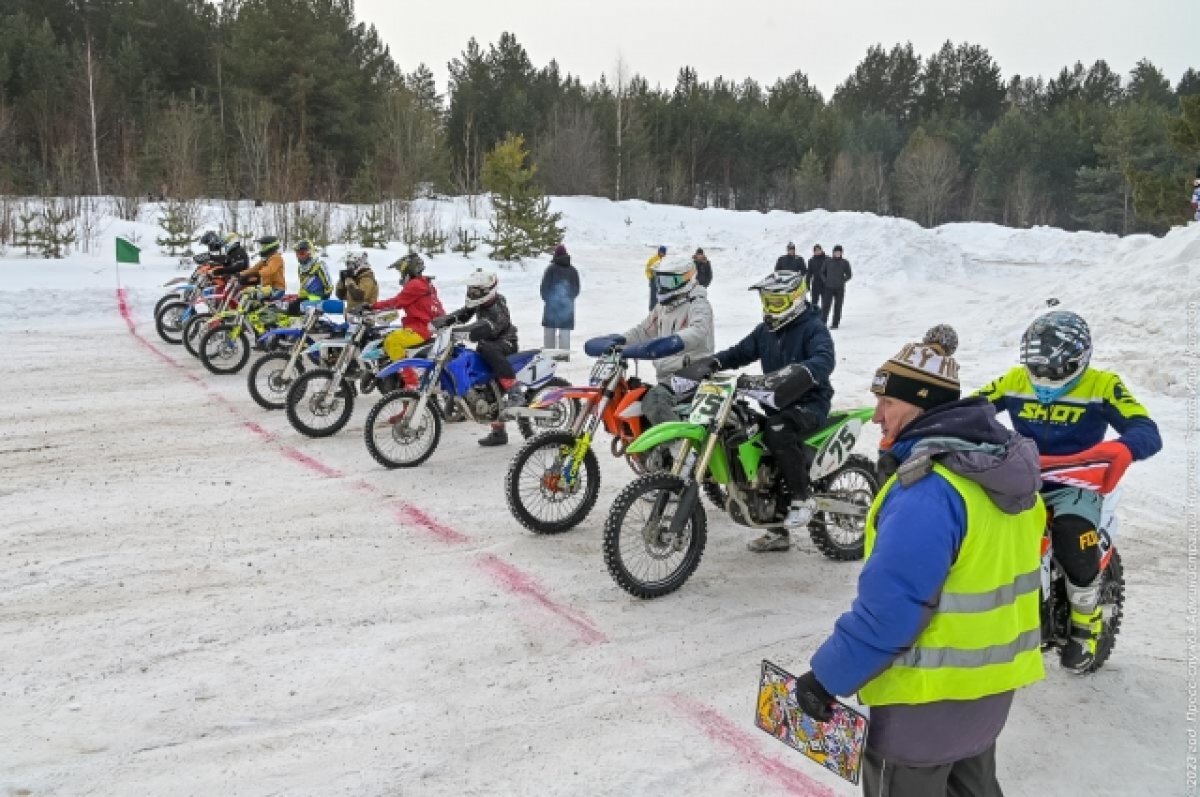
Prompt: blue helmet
<box><xmin>1021</xmin><ymin>310</ymin><xmax>1091</xmax><ymax>404</ymax></box>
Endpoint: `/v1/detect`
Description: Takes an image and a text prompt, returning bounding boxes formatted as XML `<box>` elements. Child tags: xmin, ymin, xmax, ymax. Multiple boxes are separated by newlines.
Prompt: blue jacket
<box><xmin>713</xmin><ymin>305</ymin><xmax>834</xmax><ymax>417</ymax></box>
<box><xmin>540</xmin><ymin>253</ymin><xmax>580</xmax><ymax>329</ymax></box>
<box><xmin>811</xmin><ymin>399</ymin><xmax>1040</xmax><ymax>696</ymax></box>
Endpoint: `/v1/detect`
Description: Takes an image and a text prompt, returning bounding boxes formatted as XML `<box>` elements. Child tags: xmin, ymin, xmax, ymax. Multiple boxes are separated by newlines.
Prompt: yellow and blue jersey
<box><xmin>975</xmin><ymin>366</ymin><xmax>1161</xmax><ymax>460</ymax></box>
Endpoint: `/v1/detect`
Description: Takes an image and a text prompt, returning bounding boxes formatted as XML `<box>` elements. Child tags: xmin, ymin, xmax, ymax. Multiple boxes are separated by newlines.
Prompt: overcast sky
<box><xmin>356</xmin><ymin>0</ymin><xmax>1193</xmax><ymax>98</ymax></box>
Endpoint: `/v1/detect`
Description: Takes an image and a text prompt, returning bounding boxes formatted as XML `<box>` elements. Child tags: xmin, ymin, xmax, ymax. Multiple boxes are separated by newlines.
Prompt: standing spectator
<box><xmin>540</xmin><ymin>244</ymin><xmax>580</xmax><ymax>359</ymax></box>
<box><xmin>795</xmin><ymin>324</ymin><xmax>1045</xmax><ymax>797</ymax></box>
<box><xmin>692</xmin><ymin>248</ymin><xmax>713</xmax><ymax>287</ymax></box>
<box><xmin>645</xmin><ymin>245</ymin><xmax>667</xmax><ymax>309</ymax></box>
<box><xmin>807</xmin><ymin>244</ymin><xmax>827</xmax><ymax>312</ymax></box>
<box><xmin>820</xmin><ymin>244</ymin><xmax>852</xmax><ymax>329</ymax></box>
<box><xmin>1191</xmin><ymin>173</ymin><xmax>1200</xmax><ymax>222</ymax></box>
<box><xmin>774</xmin><ymin>242</ymin><xmax>806</xmax><ymax>275</ymax></box>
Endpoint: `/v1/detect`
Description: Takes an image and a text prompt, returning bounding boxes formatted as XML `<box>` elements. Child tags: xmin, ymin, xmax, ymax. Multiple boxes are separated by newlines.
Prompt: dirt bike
<box><xmin>602</xmin><ymin>372</ymin><xmax>878</xmax><ymax>599</ymax></box>
<box><xmin>154</xmin><ymin>259</ymin><xmax>227</xmax><ymax>345</ymax></box>
<box><xmin>285</xmin><ymin>309</ymin><xmax>400</xmax><ymax>438</ymax></box>
<box><xmin>181</xmin><ymin>279</ymin><xmax>242</xmax><ymax>359</ymax></box>
<box><xmin>503</xmin><ymin>334</ymin><xmax>685</xmax><ymax>535</ymax></box>
<box><xmin>197</xmin><ymin>290</ymin><xmax>299</xmax><ymax>376</ymax></box>
<box><xmin>246</xmin><ymin>305</ymin><xmax>348</xmax><ymax>410</ymax></box>
<box><xmin>362</xmin><ymin>323</ymin><xmax>566</xmax><ymax>468</ymax></box>
<box><xmin>1037</xmin><ymin>453</ymin><xmax>1127</xmax><ymax>673</ymax></box>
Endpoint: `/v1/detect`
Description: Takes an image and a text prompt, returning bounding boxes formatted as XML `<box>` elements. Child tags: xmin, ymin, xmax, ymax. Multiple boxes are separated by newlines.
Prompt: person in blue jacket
<box><xmin>679</xmin><ymin>270</ymin><xmax>834</xmax><ymax>551</ymax></box>
<box><xmin>795</xmin><ymin>324</ymin><xmax>1045</xmax><ymax>797</ymax></box>
<box><xmin>540</xmin><ymin>244</ymin><xmax>580</xmax><ymax>358</ymax></box>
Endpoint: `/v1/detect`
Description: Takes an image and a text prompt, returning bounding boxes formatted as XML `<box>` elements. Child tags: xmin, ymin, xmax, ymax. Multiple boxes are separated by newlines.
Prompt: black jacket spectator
<box><xmin>540</xmin><ymin>252</ymin><xmax>581</xmax><ymax>329</ymax></box>
<box><xmin>775</xmin><ymin>253</ymin><xmax>807</xmax><ymax>274</ymax></box>
<box><xmin>693</xmin><ymin>254</ymin><xmax>713</xmax><ymax>287</ymax></box>
<box><xmin>807</xmin><ymin>253</ymin><xmax>827</xmax><ymax>286</ymax></box>
<box><xmin>822</xmin><ymin>256</ymin><xmax>852</xmax><ymax>290</ymax></box>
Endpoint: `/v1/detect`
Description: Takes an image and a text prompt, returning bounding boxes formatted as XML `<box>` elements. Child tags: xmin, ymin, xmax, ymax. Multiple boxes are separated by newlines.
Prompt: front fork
<box><xmin>403</xmin><ymin>357</ymin><xmax>447</xmax><ymax>432</ymax></box>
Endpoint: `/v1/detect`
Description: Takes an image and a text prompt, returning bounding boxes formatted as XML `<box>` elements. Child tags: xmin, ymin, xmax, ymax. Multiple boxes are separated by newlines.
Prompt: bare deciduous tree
<box><xmin>234</xmin><ymin>92</ymin><xmax>274</xmax><ymax>199</ymax></box>
<box><xmin>894</xmin><ymin>130</ymin><xmax>960</xmax><ymax>226</ymax></box>
<box><xmin>533</xmin><ymin>106</ymin><xmax>607</xmax><ymax>196</ymax></box>
<box><xmin>159</xmin><ymin>101</ymin><xmax>204</xmax><ymax>198</ymax></box>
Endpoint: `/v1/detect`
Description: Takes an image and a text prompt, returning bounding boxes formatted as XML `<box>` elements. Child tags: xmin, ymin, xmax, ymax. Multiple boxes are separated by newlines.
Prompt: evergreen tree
<box><xmin>482</xmin><ymin>134</ymin><xmax>563</xmax><ymax>262</ymax></box>
<box><xmin>356</xmin><ymin>205</ymin><xmax>389</xmax><ymax>248</ymax></box>
<box><xmin>38</xmin><ymin>202</ymin><xmax>77</xmax><ymax>258</ymax></box>
<box><xmin>156</xmin><ymin>200</ymin><xmax>193</xmax><ymax>255</ymax></box>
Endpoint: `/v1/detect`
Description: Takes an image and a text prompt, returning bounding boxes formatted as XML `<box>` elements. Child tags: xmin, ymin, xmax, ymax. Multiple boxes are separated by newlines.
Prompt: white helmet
<box><xmin>652</xmin><ymin>256</ymin><xmax>697</xmax><ymax>304</ymax></box>
<box><xmin>464</xmin><ymin>268</ymin><xmax>498</xmax><ymax>308</ymax></box>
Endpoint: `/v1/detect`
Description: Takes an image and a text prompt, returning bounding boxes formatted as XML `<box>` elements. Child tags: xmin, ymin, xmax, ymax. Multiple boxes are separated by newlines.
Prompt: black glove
<box><xmin>676</xmin><ymin>355</ymin><xmax>720</xmax><ymax>382</ymax></box>
<box><xmin>430</xmin><ymin>314</ymin><xmax>451</xmax><ymax>329</ymax></box>
<box><xmin>339</xmin><ymin>269</ymin><xmax>354</xmax><ymax>282</ymax></box>
<box><xmin>192</xmin><ymin>252</ymin><xmax>209</xmax><ymax>264</ymax></box>
<box><xmin>794</xmin><ymin>670</ymin><xmax>834</xmax><ymax>722</ymax></box>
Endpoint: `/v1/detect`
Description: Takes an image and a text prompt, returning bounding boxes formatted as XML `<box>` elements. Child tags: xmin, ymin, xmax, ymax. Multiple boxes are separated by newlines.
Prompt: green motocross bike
<box><xmin>602</xmin><ymin>373</ymin><xmax>878</xmax><ymax>599</ymax></box>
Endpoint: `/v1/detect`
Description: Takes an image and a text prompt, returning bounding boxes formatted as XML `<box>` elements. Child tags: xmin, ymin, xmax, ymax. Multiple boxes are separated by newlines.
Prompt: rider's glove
<box><xmin>1077</xmin><ymin>440</ymin><xmax>1133</xmax><ymax>494</ymax></box>
<box><xmin>339</xmin><ymin>269</ymin><xmax>354</xmax><ymax>282</ymax></box>
<box><xmin>676</xmin><ymin>355</ymin><xmax>720</xmax><ymax>382</ymax></box>
<box><xmin>794</xmin><ymin>670</ymin><xmax>834</xmax><ymax>722</ymax></box>
<box><xmin>466</xmin><ymin>321</ymin><xmax>490</xmax><ymax>342</ymax></box>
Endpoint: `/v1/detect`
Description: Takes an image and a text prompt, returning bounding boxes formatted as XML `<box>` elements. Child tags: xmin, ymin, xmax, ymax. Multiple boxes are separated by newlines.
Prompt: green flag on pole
<box><xmin>116</xmin><ymin>237</ymin><xmax>140</xmax><ymax>264</ymax></box>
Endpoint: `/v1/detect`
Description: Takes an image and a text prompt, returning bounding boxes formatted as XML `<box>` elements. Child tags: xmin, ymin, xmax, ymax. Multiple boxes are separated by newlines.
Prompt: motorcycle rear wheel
<box><xmin>808</xmin><ymin>454</ymin><xmax>877</xmax><ymax>561</ymax></box>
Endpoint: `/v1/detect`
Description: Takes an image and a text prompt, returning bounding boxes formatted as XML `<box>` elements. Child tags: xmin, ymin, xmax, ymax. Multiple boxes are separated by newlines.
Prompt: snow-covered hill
<box><xmin>1</xmin><ymin>197</ymin><xmax>1195</xmax><ymax>796</ymax></box>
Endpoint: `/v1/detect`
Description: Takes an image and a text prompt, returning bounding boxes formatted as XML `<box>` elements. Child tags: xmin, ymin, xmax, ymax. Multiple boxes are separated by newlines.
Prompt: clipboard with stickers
<box><xmin>754</xmin><ymin>659</ymin><xmax>870</xmax><ymax>785</ymax></box>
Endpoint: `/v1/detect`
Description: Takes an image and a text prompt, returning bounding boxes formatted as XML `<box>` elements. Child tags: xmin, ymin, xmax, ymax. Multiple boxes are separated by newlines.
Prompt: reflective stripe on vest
<box><xmin>858</xmin><ymin>463</ymin><xmax>1046</xmax><ymax>706</ymax></box>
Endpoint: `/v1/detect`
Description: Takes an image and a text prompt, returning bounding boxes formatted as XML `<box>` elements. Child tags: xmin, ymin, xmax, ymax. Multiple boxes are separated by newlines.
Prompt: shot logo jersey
<box><xmin>976</xmin><ymin>366</ymin><xmax>1161</xmax><ymax>460</ymax></box>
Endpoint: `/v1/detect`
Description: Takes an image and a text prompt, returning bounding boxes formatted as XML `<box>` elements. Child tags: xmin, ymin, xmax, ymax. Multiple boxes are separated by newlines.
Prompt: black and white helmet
<box><xmin>749</xmin><ymin>271</ymin><xmax>808</xmax><ymax>330</ymax></box>
<box><xmin>464</xmin><ymin>268</ymin><xmax>498</xmax><ymax>308</ymax></box>
<box><xmin>652</xmin><ymin>256</ymin><xmax>698</xmax><ymax>304</ymax></box>
<box><xmin>1021</xmin><ymin>310</ymin><xmax>1092</xmax><ymax>403</ymax></box>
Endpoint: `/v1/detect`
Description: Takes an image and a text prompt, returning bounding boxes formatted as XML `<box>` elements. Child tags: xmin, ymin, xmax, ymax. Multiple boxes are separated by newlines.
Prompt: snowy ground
<box><xmin>1</xmin><ymin>198</ymin><xmax>1197</xmax><ymax>796</ymax></box>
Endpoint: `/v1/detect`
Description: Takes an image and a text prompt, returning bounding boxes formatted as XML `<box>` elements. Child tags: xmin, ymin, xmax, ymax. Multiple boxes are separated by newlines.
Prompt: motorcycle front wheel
<box><xmin>603</xmin><ymin>472</ymin><xmax>707</xmax><ymax>599</ymax></box>
<box><xmin>505</xmin><ymin>431</ymin><xmax>601</xmax><ymax>534</ymax></box>
<box><xmin>363</xmin><ymin>389</ymin><xmax>442</xmax><ymax>468</ymax></box>
<box><xmin>199</xmin><ymin>323</ymin><xmax>251</xmax><ymax>375</ymax></box>
<box><xmin>154</xmin><ymin>299</ymin><xmax>188</xmax><ymax>344</ymax></box>
<box><xmin>286</xmin><ymin>368</ymin><xmax>355</xmax><ymax>438</ymax></box>
<box><xmin>182</xmin><ymin>312</ymin><xmax>213</xmax><ymax>359</ymax></box>
<box><xmin>247</xmin><ymin>352</ymin><xmax>306</xmax><ymax>410</ymax></box>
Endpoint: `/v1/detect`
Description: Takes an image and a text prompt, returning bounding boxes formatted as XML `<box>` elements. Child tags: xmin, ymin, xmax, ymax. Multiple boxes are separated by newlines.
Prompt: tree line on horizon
<box><xmin>2</xmin><ymin>0</ymin><xmax>1199</xmax><ymax>236</ymax></box>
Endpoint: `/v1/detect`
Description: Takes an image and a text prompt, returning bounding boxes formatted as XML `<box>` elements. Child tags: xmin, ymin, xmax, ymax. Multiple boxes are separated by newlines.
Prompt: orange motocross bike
<box><xmin>503</xmin><ymin>334</ymin><xmax>685</xmax><ymax>534</ymax></box>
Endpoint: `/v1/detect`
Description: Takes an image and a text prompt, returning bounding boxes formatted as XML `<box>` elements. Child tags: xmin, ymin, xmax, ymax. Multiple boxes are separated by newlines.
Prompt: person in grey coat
<box><xmin>540</xmin><ymin>244</ymin><xmax>580</xmax><ymax>357</ymax></box>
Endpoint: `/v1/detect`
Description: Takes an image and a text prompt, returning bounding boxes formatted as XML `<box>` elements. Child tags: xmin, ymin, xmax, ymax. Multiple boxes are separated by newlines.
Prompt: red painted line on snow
<box><xmin>393</xmin><ymin>503</ymin><xmax>472</xmax><ymax>545</ymax></box>
<box><xmin>476</xmin><ymin>553</ymin><xmax>609</xmax><ymax>646</ymax></box>
<box><xmin>280</xmin><ymin>446</ymin><xmax>344</xmax><ymax>479</ymax></box>
<box><xmin>665</xmin><ymin>694</ymin><xmax>836</xmax><ymax>797</ymax></box>
<box><xmin>242</xmin><ymin>420</ymin><xmax>275</xmax><ymax>442</ymax></box>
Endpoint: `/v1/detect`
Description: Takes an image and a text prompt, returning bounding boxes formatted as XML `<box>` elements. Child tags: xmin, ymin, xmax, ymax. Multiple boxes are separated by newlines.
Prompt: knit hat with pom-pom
<box><xmin>871</xmin><ymin>324</ymin><xmax>961</xmax><ymax>410</ymax></box>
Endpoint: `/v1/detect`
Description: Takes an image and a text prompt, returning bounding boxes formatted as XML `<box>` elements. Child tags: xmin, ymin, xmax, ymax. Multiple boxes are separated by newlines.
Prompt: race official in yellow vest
<box><xmin>795</xmin><ymin>325</ymin><xmax>1046</xmax><ymax>797</ymax></box>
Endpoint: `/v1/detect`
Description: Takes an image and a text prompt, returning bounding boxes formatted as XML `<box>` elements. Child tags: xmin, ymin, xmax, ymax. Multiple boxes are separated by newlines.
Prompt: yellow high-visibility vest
<box><xmin>858</xmin><ymin>463</ymin><xmax>1046</xmax><ymax>706</ymax></box>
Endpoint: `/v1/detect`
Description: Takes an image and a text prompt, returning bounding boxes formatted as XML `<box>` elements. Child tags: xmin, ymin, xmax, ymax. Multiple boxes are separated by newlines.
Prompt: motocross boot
<box><xmin>478</xmin><ymin>424</ymin><xmax>508</xmax><ymax>447</ymax></box>
<box><xmin>782</xmin><ymin>498</ymin><xmax>817</xmax><ymax>529</ymax></box>
<box><xmin>747</xmin><ymin>529</ymin><xmax>791</xmax><ymax>552</ymax></box>
<box><xmin>1061</xmin><ymin>580</ymin><xmax>1102</xmax><ymax>673</ymax></box>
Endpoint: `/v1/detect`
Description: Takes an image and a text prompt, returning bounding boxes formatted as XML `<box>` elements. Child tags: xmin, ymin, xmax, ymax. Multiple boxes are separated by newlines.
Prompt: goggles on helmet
<box><xmin>759</xmin><ymin>287</ymin><xmax>804</xmax><ymax>315</ymax></box>
<box><xmin>655</xmin><ymin>267</ymin><xmax>695</xmax><ymax>292</ymax></box>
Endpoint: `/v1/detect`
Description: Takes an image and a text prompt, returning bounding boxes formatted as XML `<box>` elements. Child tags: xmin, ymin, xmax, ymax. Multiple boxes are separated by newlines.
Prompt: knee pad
<box><xmin>1051</xmin><ymin>513</ymin><xmax>1101</xmax><ymax>586</ymax></box>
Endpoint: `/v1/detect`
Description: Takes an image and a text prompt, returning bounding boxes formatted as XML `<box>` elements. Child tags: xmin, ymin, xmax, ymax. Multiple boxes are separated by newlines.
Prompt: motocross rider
<box><xmin>613</xmin><ymin>256</ymin><xmax>715</xmax><ymax>426</ymax></box>
<box><xmin>370</xmin><ymin>252</ymin><xmax>443</xmax><ymax>392</ymax></box>
<box><xmin>238</xmin><ymin>235</ymin><xmax>287</xmax><ymax>297</ymax></box>
<box><xmin>434</xmin><ymin>268</ymin><xmax>521</xmax><ymax>447</ymax></box>
<box><xmin>679</xmin><ymin>270</ymin><xmax>834</xmax><ymax>552</ymax></box>
<box><xmin>976</xmin><ymin>309</ymin><xmax>1161</xmax><ymax>672</ymax></box>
